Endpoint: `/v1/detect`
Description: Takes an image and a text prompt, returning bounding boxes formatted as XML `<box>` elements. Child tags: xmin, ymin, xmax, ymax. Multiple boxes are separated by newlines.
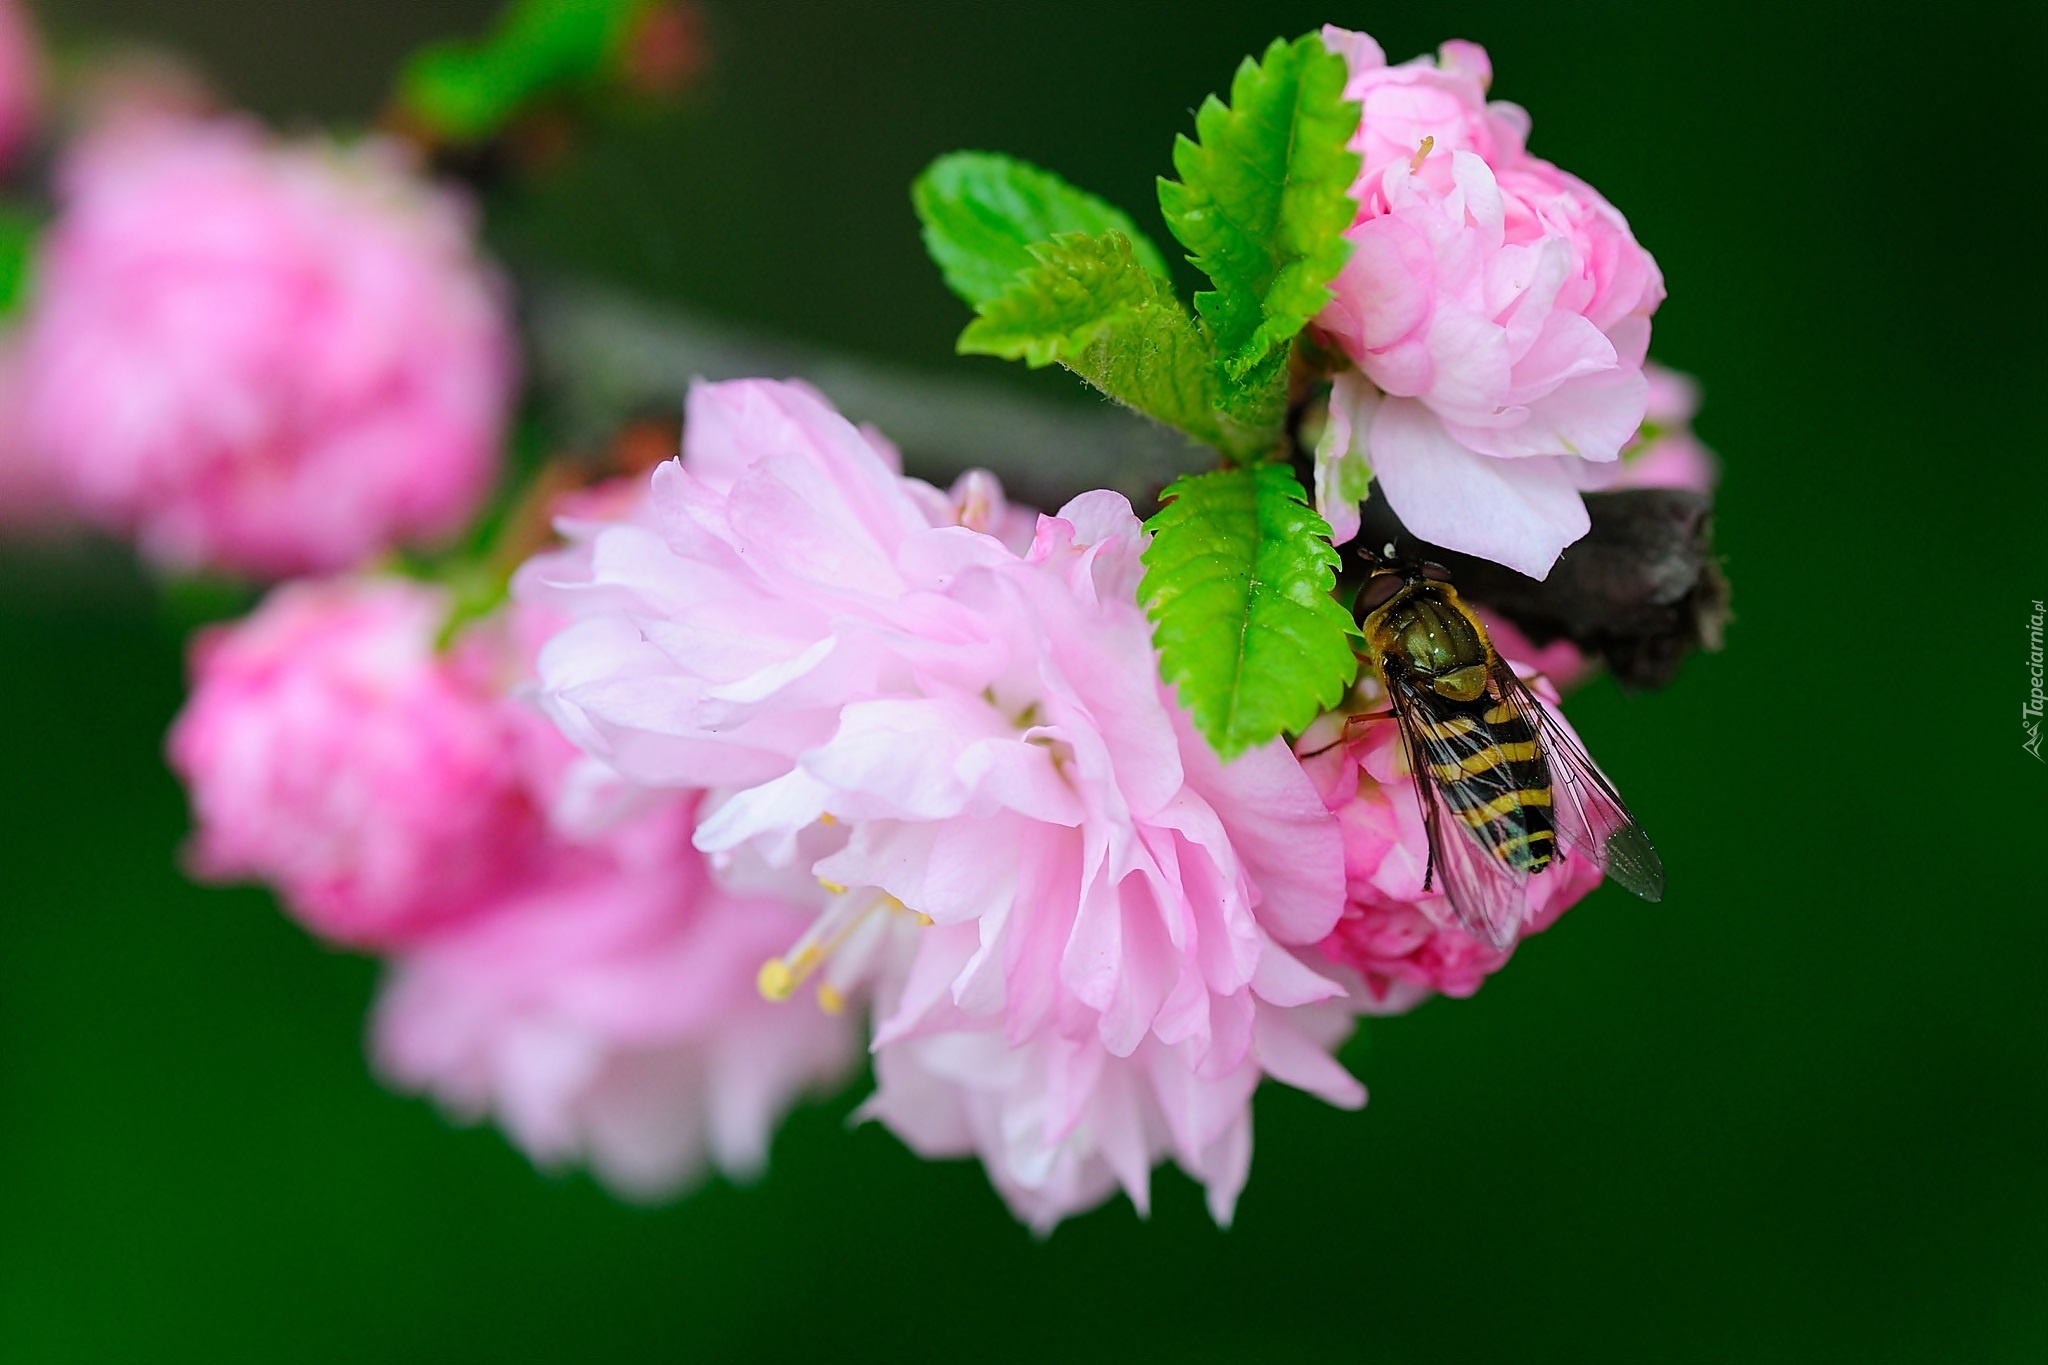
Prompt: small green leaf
<box><xmin>0</xmin><ymin>204</ymin><xmax>40</xmax><ymax>320</ymax></box>
<box><xmin>914</xmin><ymin>152</ymin><xmax>1172</xmax><ymax>308</ymax></box>
<box><xmin>1157</xmin><ymin>32</ymin><xmax>1360</xmax><ymax>381</ymax></box>
<box><xmin>960</xmin><ymin>231</ymin><xmax>1269</xmax><ymax>459</ymax></box>
<box><xmin>397</xmin><ymin>0</ymin><xmax>650</xmax><ymax>143</ymax></box>
<box><xmin>1141</xmin><ymin>463</ymin><xmax>1359</xmax><ymax>759</ymax></box>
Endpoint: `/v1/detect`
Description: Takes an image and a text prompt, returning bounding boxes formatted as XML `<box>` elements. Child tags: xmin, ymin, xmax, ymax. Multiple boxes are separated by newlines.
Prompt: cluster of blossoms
<box><xmin>171</xmin><ymin>570</ymin><xmax>860</xmax><ymax>1195</ymax></box>
<box><xmin>0</xmin><ymin>12</ymin><xmax>1709</xmax><ymax>1231</ymax></box>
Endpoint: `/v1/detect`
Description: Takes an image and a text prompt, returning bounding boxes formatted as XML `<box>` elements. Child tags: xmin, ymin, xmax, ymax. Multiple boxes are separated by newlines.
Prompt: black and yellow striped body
<box><xmin>1412</xmin><ymin>693</ymin><xmax>1557</xmax><ymax>875</ymax></box>
<box><xmin>1359</xmin><ymin>576</ymin><xmax>1557</xmax><ymax>877</ymax></box>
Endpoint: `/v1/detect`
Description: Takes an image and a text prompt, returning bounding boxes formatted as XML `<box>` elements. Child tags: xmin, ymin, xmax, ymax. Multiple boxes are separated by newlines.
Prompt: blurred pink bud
<box><xmin>372</xmin><ymin>798</ymin><xmax>860</xmax><ymax>1201</ymax></box>
<box><xmin>1314</xmin><ymin>29</ymin><xmax>1664</xmax><ymax>579</ymax></box>
<box><xmin>0</xmin><ymin>0</ymin><xmax>42</xmax><ymax>171</ymax></box>
<box><xmin>0</xmin><ymin>339</ymin><xmax>65</xmax><ymax>533</ymax></box>
<box><xmin>168</xmin><ymin>577</ymin><xmax>548</xmax><ymax>947</ymax></box>
<box><xmin>1613</xmin><ymin>362</ymin><xmax>1720</xmax><ymax>493</ymax></box>
<box><xmin>22</xmin><ymin>114</ymin><xmax>515</xmax><ymax>576</ymax></box>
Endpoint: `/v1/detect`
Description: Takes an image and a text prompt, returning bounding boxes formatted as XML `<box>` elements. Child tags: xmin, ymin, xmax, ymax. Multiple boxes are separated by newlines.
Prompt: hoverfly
<box><xmin>1348</xmin><ymin>547</ymin><xmax>1664</xmax><ymax>949</ymax></box>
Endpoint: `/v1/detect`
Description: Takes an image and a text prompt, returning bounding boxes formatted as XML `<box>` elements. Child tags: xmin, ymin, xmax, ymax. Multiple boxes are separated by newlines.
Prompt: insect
<box><xmin>1348</xmin><ymin>547</ymin><xmax>1664</xmax><ymax>949</ymax></box>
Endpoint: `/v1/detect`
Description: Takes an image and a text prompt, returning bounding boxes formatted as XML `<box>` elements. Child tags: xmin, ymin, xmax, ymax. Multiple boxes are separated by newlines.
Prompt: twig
<box><xmin>525</xmin><ymin>277</ymin><xmax>1727</xmax><ymax>690</ymax></box>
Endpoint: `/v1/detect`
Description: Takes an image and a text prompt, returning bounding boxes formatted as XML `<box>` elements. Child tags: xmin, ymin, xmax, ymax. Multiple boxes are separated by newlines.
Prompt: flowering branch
<box><xmin>524</xmin><ymin>277</ymin><xmax>1724</xmax><ymax>690</ymax></box>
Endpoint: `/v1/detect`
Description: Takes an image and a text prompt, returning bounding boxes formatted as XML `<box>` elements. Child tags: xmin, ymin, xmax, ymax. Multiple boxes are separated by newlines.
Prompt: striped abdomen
<box><xmin>1424</xmin><ymin>697</ymin><xmax>1558</xmax><ymax>875</ymax></box>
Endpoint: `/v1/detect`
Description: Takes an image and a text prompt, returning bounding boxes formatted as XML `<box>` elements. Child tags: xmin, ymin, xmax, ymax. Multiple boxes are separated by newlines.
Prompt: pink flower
<box><xmin>525</xmin><ymin>378</ymin><xmax>1362</xmax><ymax>1226</ymax></box>
<box><xmin>21</xmin><ymin>114</ymin><xmax>514</xmax><ymax>576</ymax></box>
<box><xmin>1614</xmin><ymin>362</ymin><xmax>1719</xmax><ymax>493</ymax></box>
<box><xmin>863</xmin><ymin>990</ymin><xmax>1359</xmax><ymax>1233</ymax></box>
<box><xmin>372</xmin><ymin>796</ymin><xmax>860</xmax><ymax>1201</ymax></box>
<box><xmin>168</xmin><ymin>577</ymin><xmax>548</xmax><ymax>947</ymax></box>
<box><xmin>1298</xmin><ymin>667</ymin><xmax>1606</xmax><ymax>1011</ymax></box>
<box><xmin>0</xmin><ymin>0</ymin><xmax>41</xmax><ymax>171</ymax></box>
<box><xmin>1313</xmin><ymin>28</ymin><xmax>1665</xmax><ymax>579</ymax></box>
<box><xmin>1478</xmin><ymin>608</ymin><xmax>1589</xmax><ymax>695</ymax></box>
<box><xmin>0</xmin><ymin>338</ymin><xmax>65</xmax><ymax>533</ymax></box>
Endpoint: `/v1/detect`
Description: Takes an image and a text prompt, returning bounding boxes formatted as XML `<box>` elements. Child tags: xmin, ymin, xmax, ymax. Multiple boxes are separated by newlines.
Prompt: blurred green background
<box><xmin>3</xmin><ymin>2</ymin><xmax>2043</xmax><ymax>1361</ymax></box>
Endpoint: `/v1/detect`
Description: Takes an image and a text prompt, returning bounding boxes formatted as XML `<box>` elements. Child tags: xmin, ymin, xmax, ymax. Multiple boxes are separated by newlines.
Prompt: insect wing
<box><xmin>1387</xmin><ymin>678</ymin><xmax>1532</xmax><ymax>950</ymax></box>
<box><xmin>1493</xmin><ymin>666</ymin><xmax>1666</xmax><ymax>903</ymax></box>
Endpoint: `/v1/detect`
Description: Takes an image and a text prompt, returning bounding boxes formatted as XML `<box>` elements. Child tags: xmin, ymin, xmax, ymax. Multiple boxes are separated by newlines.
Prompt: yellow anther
<box><xmin>916</xmin><ymin>913</ymin><xmax>935</xmax><ymax>927</ymax></box>
<box><xmin>757</xmin><ymin>958</ymin><xmax>796</xmax><ymax>1002</ymax></box>
<box><xmin>1409</xmin><ymin>134</ymin><xmax>1435</xmax><ymax>172</ymax></box>
<box><xmin>818</xmin><ymin>878</ymin><xmax>848</xmax><ymax>895</ymax></box>
<box><xmin>819</xmin><ymin>812</ymin><xmax>838</xmax><ymax>826</ymax></box>
<box><xmin>815</xmin><ymin>982</ymin><xmax>847</xmax><ymax>1015</ymax></box>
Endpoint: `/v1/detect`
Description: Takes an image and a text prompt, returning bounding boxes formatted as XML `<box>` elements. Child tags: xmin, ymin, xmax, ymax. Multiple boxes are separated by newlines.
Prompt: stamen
<box><xmin>815</xmin><ymin>981</ymin><xmax>847</xmax><ymax>1014</ymax></box>
<box><xmin>818</xmin><ymin>878</ymin><xmax>848</xmax><ymax>895</ymax></box>
<box><xmin>818</xmin><ymin>812</ymin><xmax>837</xmax><ymax>826</ymax></box>
<box><xmin>757</xmin><ymin>888</ymin><xmax>897</xmax><ymax>1003</ymax></box>
<box><xmin>1409</xmin><ymin>135</ymin><xmax>1435</xmax><ymax>172</ymax></box>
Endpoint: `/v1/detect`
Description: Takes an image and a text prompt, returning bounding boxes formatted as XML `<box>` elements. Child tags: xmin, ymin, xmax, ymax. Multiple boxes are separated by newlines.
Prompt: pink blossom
<box><xmin>0</xmin><ymin>0</ymin><xmax>40</xmax><ymax>171</ymax></box>
<box><xmin>525</xmin><ymin>378</ymin><xmax>1362</xmax><ymax>1226</ymax></box>
<box><xmin>1478</xmin><ymin>609</ymin><xmax>1589</xmax><ymax>695</ymax></box>
<box><xmin>1298</xmin><ymin>667</ymin><xmax>1607</xmax><ymax>1010</ymax></box>
<box><xmin>21</xmin><ymin>114</ymin><xmax>514</xmax><ymax>576</ymax></box>
<box><xmin>168</xmin><ymin>577</ymin><xmax>547</xmax><ymax>947</ymax></box>
<box><xmin>1614</xmin><ymin>362</ymin><xmax>1719</xmax><ymax>493</ymax></box>
<box><xmin>0</xmin><ymin>338</ymin><xmax>64</xmax><ymax>533</ymax></box>
<box><xmin>372</xmin><ymin>796</ymin><xmax>860</xmax><ymax>1200</ymax></box>
<box><xmin>1313</xmin><ymin>28</ymin><xmax>1665</xmax><ymax>579</ymax></box>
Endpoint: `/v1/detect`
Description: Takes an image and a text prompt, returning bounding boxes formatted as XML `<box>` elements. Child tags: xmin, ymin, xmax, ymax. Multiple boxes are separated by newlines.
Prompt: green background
<box><xmin>4</xmin><ymin>2</ymin><xmax>2042</xmax><ymax>1361</ymax></box>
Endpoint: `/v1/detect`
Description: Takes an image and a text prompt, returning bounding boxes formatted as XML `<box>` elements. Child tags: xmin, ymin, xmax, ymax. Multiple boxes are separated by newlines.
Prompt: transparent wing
<box><xmin>1492</xmin><ymin>666</ymin><xmax>1665</xmax><ymax>903</ymax></box>
<box><xmin>1386</xmin><ymin>677</ymin><xmax>1532</xmax><ymax>950</ymax></box>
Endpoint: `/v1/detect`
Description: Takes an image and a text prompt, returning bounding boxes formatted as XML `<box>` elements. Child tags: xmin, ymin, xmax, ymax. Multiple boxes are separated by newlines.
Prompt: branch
<box><xmin>523</xmin><ymin>277</ymin><xmax>1212</xmax><ymax>512</ymax></box>
<box><xmin>524</xmin><ymin>278</ymin><xmax>1727</xmax><ymax>690</ymax></box>
<box><xmin>1355</xmin><ymin>484</ymin><xmax>1729</xmax><ymax>691</ymax></box>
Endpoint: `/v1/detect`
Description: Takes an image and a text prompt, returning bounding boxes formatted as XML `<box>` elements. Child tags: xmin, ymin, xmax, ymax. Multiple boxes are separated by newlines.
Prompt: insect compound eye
<box><xmin>1420</xmin><ymin>561</ymin><xmax>1454</xmax><ymax>584</ymax></box>
<box><xmin>1355</xmin><ymin>573</ymin><xmax>1404</xmax><ymax>613</ymax></box>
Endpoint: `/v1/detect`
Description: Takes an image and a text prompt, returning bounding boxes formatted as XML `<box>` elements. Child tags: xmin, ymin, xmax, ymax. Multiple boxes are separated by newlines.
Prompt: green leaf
<box><xmin>397</xmin><ymin>0</ymin><xmax>649</xmax><ymax>143</ymax></box>
<box><xmin>959</xmin><ymin>231</ymin><xmax>1265</xmax><ymax>458</ymax></box>
<box><xmin>1140</xmin><ymin>463</ymin><xmax>1359</xmax><ymax>759</ymax></box>
<box><xmin>0</xmin><ymin>204</ymin><xmax>40</xmax><ymax>320</ymax></box>
<box><xmin>1157</xmin><ymin>32</ymin><xmax>1361</xmax><ymax>382</ymax></box>
<box><xmin>914</xmin><ymin>152</ymin><xmax>1172</xmax><ymax>308</ymax></box>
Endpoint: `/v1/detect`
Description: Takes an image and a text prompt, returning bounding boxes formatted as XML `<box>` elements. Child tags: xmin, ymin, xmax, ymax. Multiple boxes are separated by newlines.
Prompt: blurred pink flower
<box><xmin>1297</xmin><ymin>667</ymin><xmax>1606</xmax><ymax>1011</ymax></box>
<box><xmin>168</xmin><ymin>576</ymin><xmax>548</xmax><ymax>947</ymax></box>
<box><xmin>0</xmin><ymin>338</ymin><xmax>66</xmax><ymax>533</ymax></box>
<box><xmin>372</xmin><ymin>795</ymin><xmax>860</xmax><ymax>1201</ymax></box>
<box><xmin>525</xmin><ymin>378</ymin><xmax>1363</xmax><ymax>1227</ymax></box>
<box><xmin>0</xmin><ymin>0</ymin><xmax>41</xmax><ymax>171</ymax></box>
<box><xmin>1313</xmin><ymin>28</ymin><xmax>1664</xmax><ymax>579</ymax></box>
<box><xmin>21</xmin><ymin>114</ymin><xmax>514</xmax><ymax>576</ymax></box>
<box><xmin>1614</xmin><ymin>362</ymin><xmax>1719</xmax><ymax>493</ymax></box>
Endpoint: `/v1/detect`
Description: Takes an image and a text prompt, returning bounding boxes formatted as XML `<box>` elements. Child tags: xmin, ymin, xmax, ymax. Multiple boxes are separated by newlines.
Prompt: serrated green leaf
<box><xmin>1141</xmin><ymin>463</ymin><xmax>1359</xmax><ymax>759</ymax></box>
<box><xmin>397</xmin><ymin>0</ymin><xmax>649</xmax><ymax>142</ymax></box>
<box><xmin>1157</xmin><ymin>32</ymin><xmax>1360</xmax><ymax>381</ymax></box>
<box><xmin>959</xmin><ymin>231</ymin><xmax>1269</xmax><ymax>459</ymax></box>
<box><xmin>914</xmin><ymin>152</ymin><xmax>1172</xmax><ymax>308</ymax></box>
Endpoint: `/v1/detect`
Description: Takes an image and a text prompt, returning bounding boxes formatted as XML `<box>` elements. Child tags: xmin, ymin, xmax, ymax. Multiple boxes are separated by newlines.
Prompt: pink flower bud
<box><xmin>22</xmin><ymin>115</ymin><xmax>515</xmax><ymax>576</ymax></box>
<box><xmin>1299</xmin><ymin>666</ymin><xmax>1607</xmax><ymax>1009</ymax></box>
<box><xmin>0</xmin><ymin>0</ymin><xmax>41</xmax><ymax>171</ymax></box>
<box><xmin>168</xmin><ymin>577</ymin><xmax>546</xmax><ymax>947</ymax></box>
<box><xmin>1314</xmin><ymin>29</ymin><xmax>1665</xmax><ymax>580</ymax></box>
